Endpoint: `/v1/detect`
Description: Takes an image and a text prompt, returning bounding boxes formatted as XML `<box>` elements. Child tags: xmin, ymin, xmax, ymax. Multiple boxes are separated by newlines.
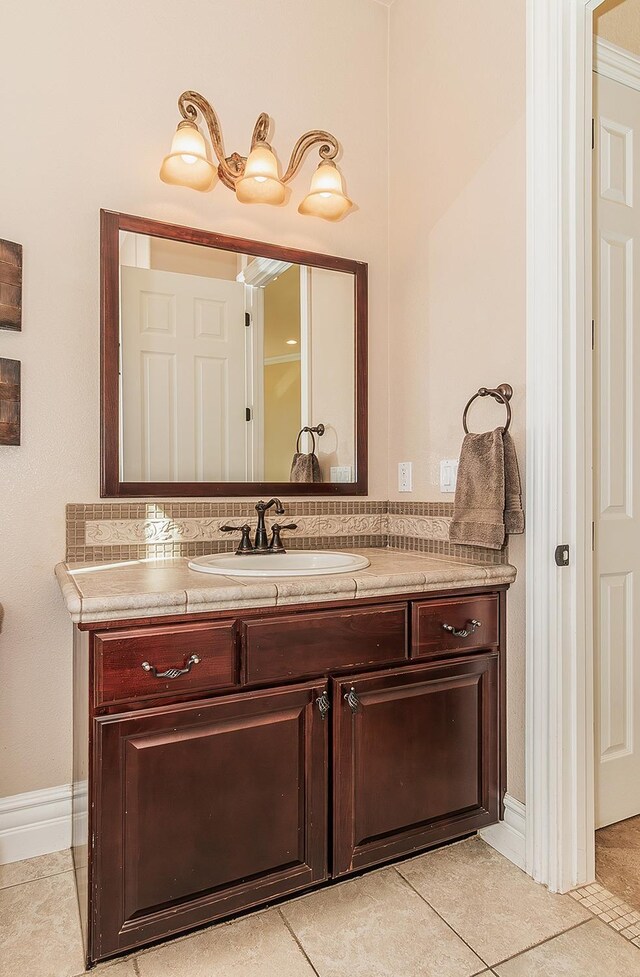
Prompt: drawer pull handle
<box><xmin>316</xmin><ymin>691</ymin><xmax>331</xmax><ymax>719</ymax></box>
<box><xmin>442</xmin><ymin>619</ymin><xmax>482</xmax><ymax>639</ymax></box>
<box><xmin>344</xmin><ymin>686</ymin><xmax>360</xmax><ymax>713</ymax></box>
<box><xmin>141</xmin><ymin>654</ymin><xmax>201</xmax><ymax>679</ymax></box>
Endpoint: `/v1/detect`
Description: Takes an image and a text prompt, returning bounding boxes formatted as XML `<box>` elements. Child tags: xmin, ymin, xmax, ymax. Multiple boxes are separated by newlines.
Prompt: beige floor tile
<box><xmin>0</xmin><ymin>849</ymin><xmax>73</xmax><ymax>889</ymax></box>
<box><xmin>397</xmin><ymin>837</ymin><xmax>591</xmax><ymax>966</ymax></box>
<box><xmin>92</xmin><ymin>960</ymin><xmax>138</xmax><ymax>976</ymax></box>
<box><xmin>135</xmin><ymin>909</ymin><xmax>315</xmax><ymax>977</ymax></box>
<box><xmin>494</xmin><ymin>919</ymin><xmax>640</xmax><ymax>975</ymax></box>
<box><xmin>596</xmin><ymin>814</ymin><xmax>640</xmax><ymax>912</ymax></box>
<box><xmin>282</xmin><ymin>866</ymin><xmax>485</xmax><ymax>977</ymax></box>
<box><xmin>0</xmin><ymin>871</ymin><xmax>85</xmax><ymax>977</ymax></box>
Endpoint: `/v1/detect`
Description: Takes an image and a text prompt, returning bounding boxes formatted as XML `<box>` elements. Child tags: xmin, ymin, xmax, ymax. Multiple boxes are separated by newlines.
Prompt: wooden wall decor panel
<box><xmin>0</xmin><ymin>358</ymin><xmax>20</xmax><ymax>445</ymax></box>
<box><xmin>0</xmin><ymin>240</ymin><xmax>22</xmax><ymax>331</ymax></box>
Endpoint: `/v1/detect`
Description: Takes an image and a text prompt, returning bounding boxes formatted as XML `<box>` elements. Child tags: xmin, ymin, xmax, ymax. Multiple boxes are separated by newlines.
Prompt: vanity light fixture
<box><xmin>160</xmin><ymin>91</ymin><xmax>353</xmax><ymax>221</ymax></box>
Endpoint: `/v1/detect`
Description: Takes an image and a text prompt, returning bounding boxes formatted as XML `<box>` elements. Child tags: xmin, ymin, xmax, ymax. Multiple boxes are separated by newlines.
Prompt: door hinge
<box><xmin>555</xmin><ymin>544</ymin><xmax>570</xmax><ymax>567</ymax></box>
<box><xmin>592</xmin><ymin>319</ymin><xmax>595</xmax><ymax>350</ymax></box>
<box><xmin>245</xmin><ymin>407</ymin><xmax>252</xmax><ymax>422</ymax></box>
<box><xmin>245</xmin><ymin>312</ymin><xmax>251</xmax><ymax>328</ymax></box>
<box><xmin>592</xmin><ymin>117</ymin><xmax>595</xmax><ymax>150</ymax></box>
<box><xmin>592</xmin><ymin>522</ymin><xmax>595</xmax><ymax>551</ymax></box>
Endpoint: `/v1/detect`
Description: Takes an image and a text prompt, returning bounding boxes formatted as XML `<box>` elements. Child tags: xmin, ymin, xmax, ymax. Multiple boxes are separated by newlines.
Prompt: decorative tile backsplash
<box><xmin>66</xmin><ymin>500</ymin><xmax>508</xmax><ymax>565</ymax></box>
<box><xmin>85</xmin><ymin>514</ymin><xmax>384</xmax><ymax>546</ymax></box>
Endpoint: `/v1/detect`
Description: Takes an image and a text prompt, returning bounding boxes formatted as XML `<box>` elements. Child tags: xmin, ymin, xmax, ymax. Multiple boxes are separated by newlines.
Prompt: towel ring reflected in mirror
<box><xmin>296</xmin><ymin>423</ymin><xmax>325</xmax><ymax>454</ymax></box>
<box><xmin>462</xmin><ymin>383</ymin><xmax>513</xmax><ymax>434</ymax></box>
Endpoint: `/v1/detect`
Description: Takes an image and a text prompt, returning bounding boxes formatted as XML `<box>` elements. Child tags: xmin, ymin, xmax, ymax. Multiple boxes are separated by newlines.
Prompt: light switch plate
<box><xmin>398</xmin><ymin>462</ymin><xmax>413</xmax><ymax>492</ymax></box>
<box><xmin>440</xmin><ymin>459</ymin><xmax>459</xmax><ymax>493</ymax></box>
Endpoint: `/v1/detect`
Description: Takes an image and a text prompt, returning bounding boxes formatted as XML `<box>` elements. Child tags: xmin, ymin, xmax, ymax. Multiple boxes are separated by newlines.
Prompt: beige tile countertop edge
<box><xmin>54</xmin><ymin>551</ymin><xmax>517</xmax><ymax>624</ymax></box>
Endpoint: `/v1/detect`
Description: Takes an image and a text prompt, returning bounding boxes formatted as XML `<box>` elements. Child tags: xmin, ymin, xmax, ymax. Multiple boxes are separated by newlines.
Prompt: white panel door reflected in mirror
<box><xmin>118</xmin><ymin>232</ymin><xmax>355</xmax><ymax>485</ymax></box>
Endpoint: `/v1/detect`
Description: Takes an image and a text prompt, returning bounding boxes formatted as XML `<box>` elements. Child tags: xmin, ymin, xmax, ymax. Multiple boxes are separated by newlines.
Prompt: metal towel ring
<box><xmin>296</xmin><ymin>423</ymin><xmax>325</xmax><ymax>454</ymax></box>
<box><xmin>462</xmin><ymin>384</ymin><xmax>513</xmax><ymax>434</ymax></box>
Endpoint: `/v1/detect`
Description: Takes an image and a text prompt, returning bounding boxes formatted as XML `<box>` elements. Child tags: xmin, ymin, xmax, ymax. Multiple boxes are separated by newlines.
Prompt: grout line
<box><xmin>569</xmin><ymin>880</ymin><xmax>640</xmax><ymax>948</ymax></box>
<box><xmin>394</xmin><ymin>862</ymin><xmax>605</xmax><ymax>970</ymax></box>
<box><xmin>392</xmin><ymin>867</ymin><xmax>492</xmax><ymax>970</ymax></box>
<box><xmin>488</xmin><ymin>918</ymin><xmax>593</xmax><ymax>969</ymax></box>
<box><xmin>277</xmin><ymin>907</ymin><xmax>323</xmax><ymax>977</ymax></box>
<box><xmin>70</xmin><ymin>949</ymin><xmax>140</xmax><ymax>977</ymax></box>
<box><xmin>0</xmin><ymin>865</ymin><xmax>74</xmax><ymax>892</ymax></box>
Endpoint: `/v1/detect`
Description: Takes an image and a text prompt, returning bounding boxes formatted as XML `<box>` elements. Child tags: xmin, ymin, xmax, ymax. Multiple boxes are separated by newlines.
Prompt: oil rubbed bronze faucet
<box><xmin>254</xmin><ymin>498</ymin><xmax>285</xmax><ymax>551</ymax></box>
<box><xmin>221</xmin><ymin>499</ymin><xmax>297</xmax><ymax>555</ymax></box>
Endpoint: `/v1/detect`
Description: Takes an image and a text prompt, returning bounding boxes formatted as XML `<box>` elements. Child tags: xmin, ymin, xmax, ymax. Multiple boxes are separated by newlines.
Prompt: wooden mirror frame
<box><xmin>100</xmin><ymin>210</ymin><xmax>368</xmax><ymax>497</ymax></box>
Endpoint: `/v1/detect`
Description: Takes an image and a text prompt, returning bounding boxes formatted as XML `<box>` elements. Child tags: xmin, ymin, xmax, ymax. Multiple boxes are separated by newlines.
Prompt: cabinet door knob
<box><xmin>441</xmin><ymin>619</ymin><xmax>482</xmax><ymax>639</ymax></box>
<box><xmin>140</xmin><ymin>654</ymin><xmax>201</xmax><ymax>679</ymax></box>
<box><xmin>344</xmin><ymin>686</ymin><xmax>360</xmax><ymax>713</ymax></box>
<box><xmin>316</xmin><ymin>690</ymin><xmax>331</xmax><ymax>719</ymax></box>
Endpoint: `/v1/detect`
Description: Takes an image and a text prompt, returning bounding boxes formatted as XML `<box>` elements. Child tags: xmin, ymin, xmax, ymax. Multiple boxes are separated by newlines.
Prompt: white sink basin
<box><xmin>188</xmin><ymin>551</ymin><xmax>371</xmax><ymax>578</ymax></box>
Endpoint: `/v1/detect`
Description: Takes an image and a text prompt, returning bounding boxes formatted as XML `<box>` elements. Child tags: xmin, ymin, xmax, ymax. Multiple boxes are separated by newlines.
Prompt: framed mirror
<box><xmin>100</xmin><ymin>211</ymin><xmax>367</xmax><ymax>497</ymax></box>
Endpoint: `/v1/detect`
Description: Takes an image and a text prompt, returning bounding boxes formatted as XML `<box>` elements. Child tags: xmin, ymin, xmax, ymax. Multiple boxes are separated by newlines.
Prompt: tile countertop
<box><xmin>54</xmin><ymin>548</ymin><xmax>517</xmax><ymax>624</ymax></box>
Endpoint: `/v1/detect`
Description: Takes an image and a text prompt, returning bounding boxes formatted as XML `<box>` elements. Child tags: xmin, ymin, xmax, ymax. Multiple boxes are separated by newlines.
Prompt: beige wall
<box><xmin>264</xmin><ymin>362</ymin><xmax>302</xmax><ymax>480</ymax></box>
<box><xmin>0</xmin><ymin>0</ymin><xmax>389</xmax><ymax>798</ymax></box>
<box><xmin>149</xmin><ymin>239</ymin><xmax>240</xmax><ymax>280</ymax></box>
<box><xmin>388</xmin><ymin>0</ymin><xmax>527</xmax><ymax>801</ymax></box>
<box><xmin>310</xmin><ymin>269</ymin><xmax>356</xmax><ymax>480</ymax></box>
<box><xmin>263</xmin><ymin>267</ymin><xmax>301</xmax><ymax>480</ymax></box>
<box><xmin>595</xmin><ymin>0</ymin><xmax>640</xmax><ymax>56</ymax></box>
<box><xmin>0</xmin><ymin>0</ymin><xmax>528</xmax><ymax>807</ymax></box>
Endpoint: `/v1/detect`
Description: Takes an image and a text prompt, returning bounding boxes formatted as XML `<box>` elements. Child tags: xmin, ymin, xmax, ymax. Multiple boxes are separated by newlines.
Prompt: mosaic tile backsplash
<box><xmin>66</xmin><ymin>500</ymin><xmax>509</xmax><ymax>566</ymax></box>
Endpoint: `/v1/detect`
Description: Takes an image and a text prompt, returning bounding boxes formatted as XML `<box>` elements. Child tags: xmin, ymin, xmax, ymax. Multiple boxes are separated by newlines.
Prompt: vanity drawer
<box><xmin>242</xmin><ymin>604</ymin><xmax>408</xmax><ymax>684</ymax></box>
<box><xmin>411</xmin><ymin>595</ymin><xmax>499</xmax><ymax>658</ymax></box>
<box><xmin>94</xmin><ymin>621</ymin><xmax>237</xmax><ymax>706</ymax></box>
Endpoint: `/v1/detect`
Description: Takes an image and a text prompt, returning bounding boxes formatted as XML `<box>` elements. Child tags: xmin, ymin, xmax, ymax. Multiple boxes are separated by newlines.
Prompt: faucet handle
<box><xmin>269</xmin><ymin>523</ymin><xmax>298</xmax><ymax>553</ymax></box>
<box><xmin>220</xmin><ymin>524</ymin><xmax>254</xmax><ymax>554</ymax></box>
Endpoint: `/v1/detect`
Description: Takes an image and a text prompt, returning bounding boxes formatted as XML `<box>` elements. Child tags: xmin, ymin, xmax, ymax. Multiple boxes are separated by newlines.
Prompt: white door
<box><xmin>120</xmin><ymin>267</ymin><xmax>247</xmax><ymax>482</ymax></box>
<box><xmin>594</xmin><ymin>70</ymin><xmax>640</xmax><ymax>828</ymax></box>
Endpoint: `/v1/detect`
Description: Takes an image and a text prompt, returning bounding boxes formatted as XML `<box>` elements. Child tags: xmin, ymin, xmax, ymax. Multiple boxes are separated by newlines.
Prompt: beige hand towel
<box><xmin>290</xmin><ymin>451</ymin><xmax>322</xmax><ymax>483</ymax></box>
<box><xmin>449</xmin><ymin>428</ymin><xmax>524</xmax><ymax>549</ymax></box>
<box><xmin>503</xmin><ymin>430</ymin><xmax>525</xmax><ymax>534</ymax></box>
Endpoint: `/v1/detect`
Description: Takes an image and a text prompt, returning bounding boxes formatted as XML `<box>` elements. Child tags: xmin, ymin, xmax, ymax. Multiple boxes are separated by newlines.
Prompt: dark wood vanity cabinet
<box><xmin>332</xmin><ymin>654</ymin><xmax>499</xmax><ymax>877</ymax></box>
<box><xmin>75</xmin><ymin>585</ymin><xmax>507</xmax><ymax>964</ymax></box>
<box><xmin>93</xmin><ymin>682</ymin><xmax>328</xmax><ymax>959</ymax></box>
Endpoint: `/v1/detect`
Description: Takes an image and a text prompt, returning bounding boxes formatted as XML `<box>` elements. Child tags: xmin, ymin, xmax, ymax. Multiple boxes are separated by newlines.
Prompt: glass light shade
<box><xmin>298</xmin><ymin>161</ymin><xmax>352</xmax><ymax>221</ymax></box>
<box><xmin>235</xmin><ymin>145</ymin><xmax>285</xmax><ymax>205</ymax></box>
<box><xmin>159</xmin><ymin>123</ymin><xmax>216</xmax><ymax>192</ymax></box>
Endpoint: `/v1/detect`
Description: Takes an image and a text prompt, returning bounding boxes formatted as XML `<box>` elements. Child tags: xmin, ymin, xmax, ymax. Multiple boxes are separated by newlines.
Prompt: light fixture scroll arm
<box><xmin>250</xmin><ymin>112</ymin><xmax>272</xmax><ymax>149</ymax></box>
<box><xmin>178</xmin><ymin>91</ymin><xmax>246</xmax><ymax>187</ymax></box>
<box><xmin>281</xmin><ymin>130</ymin><xmax>340</xmax><ymax>185</ymax></box>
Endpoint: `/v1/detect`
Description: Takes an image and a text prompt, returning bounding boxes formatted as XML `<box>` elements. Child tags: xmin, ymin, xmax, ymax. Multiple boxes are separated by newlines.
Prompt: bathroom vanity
<box><xmin>56</xmin><ymin>550</ymin><xmax>514</xmax><ymax>965</ymax></box>
<box><xmin>54</xmin><ymin>215</ymin><xmax>521</xmax><ymax>965</ymax></box>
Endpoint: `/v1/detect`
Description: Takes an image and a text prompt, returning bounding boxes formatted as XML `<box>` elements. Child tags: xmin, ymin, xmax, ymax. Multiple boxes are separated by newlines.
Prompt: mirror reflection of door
<box><xmin>118</xmin><ymin>232</ymin><xmax>356</xmax><ymax>485</ymax></box>
<box><xmin>120</xmin><ymin>237</ymin><xmax>248</xmax><ymax>482</ymax></box>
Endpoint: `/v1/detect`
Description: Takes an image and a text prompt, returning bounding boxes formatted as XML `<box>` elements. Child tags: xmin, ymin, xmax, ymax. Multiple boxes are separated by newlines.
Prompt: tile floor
<box><xmin>1</xmin><ymin>836</ymin><xmax>639</xmax><ymax>977</ymax></box>
<box><xmin>595</xmin><ymin>814</ymin><xmax>640</xmax><ymax>911</ymax></box>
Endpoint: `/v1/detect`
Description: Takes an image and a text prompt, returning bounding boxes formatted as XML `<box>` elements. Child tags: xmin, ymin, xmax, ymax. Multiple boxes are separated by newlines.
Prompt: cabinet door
<box><xmin>93</xmin><ymin>681</ymin><xmax>328</xmax><ymax>960</ymax></box>
<box><xmin>333</xmin><ymin>654</ymin><xmax>499</xmax><ymax>877</ymax></box>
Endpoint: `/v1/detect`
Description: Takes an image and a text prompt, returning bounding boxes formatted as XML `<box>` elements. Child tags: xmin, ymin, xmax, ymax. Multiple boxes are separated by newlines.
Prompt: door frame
<box><xmin>526</xmin><ymin>0</ymin><xmax>607</xmax><ymax>893</ymax></box>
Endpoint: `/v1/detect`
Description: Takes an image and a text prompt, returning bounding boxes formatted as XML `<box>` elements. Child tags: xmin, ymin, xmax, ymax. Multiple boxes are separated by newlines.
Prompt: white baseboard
<box><xmin>0</xmin><ymin>784</ymin><xmax>72</xmax><ymax>865</ymax></box>
<box><xmin>479</xmin><ymin>793</ymin><xmax>526</xmax><ymax>870</ymax></box>
<box><xmin>0</xmin><ymin>782</ymin><xmax>526</xmax><ymax>873</ymax></box>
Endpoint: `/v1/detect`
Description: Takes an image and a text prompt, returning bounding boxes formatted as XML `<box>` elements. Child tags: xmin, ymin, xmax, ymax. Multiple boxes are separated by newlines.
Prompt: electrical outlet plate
<box><xmin>398</xmin><ymin>461</ymin><xmax>413</xmax><ymax>493</ymax></box>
